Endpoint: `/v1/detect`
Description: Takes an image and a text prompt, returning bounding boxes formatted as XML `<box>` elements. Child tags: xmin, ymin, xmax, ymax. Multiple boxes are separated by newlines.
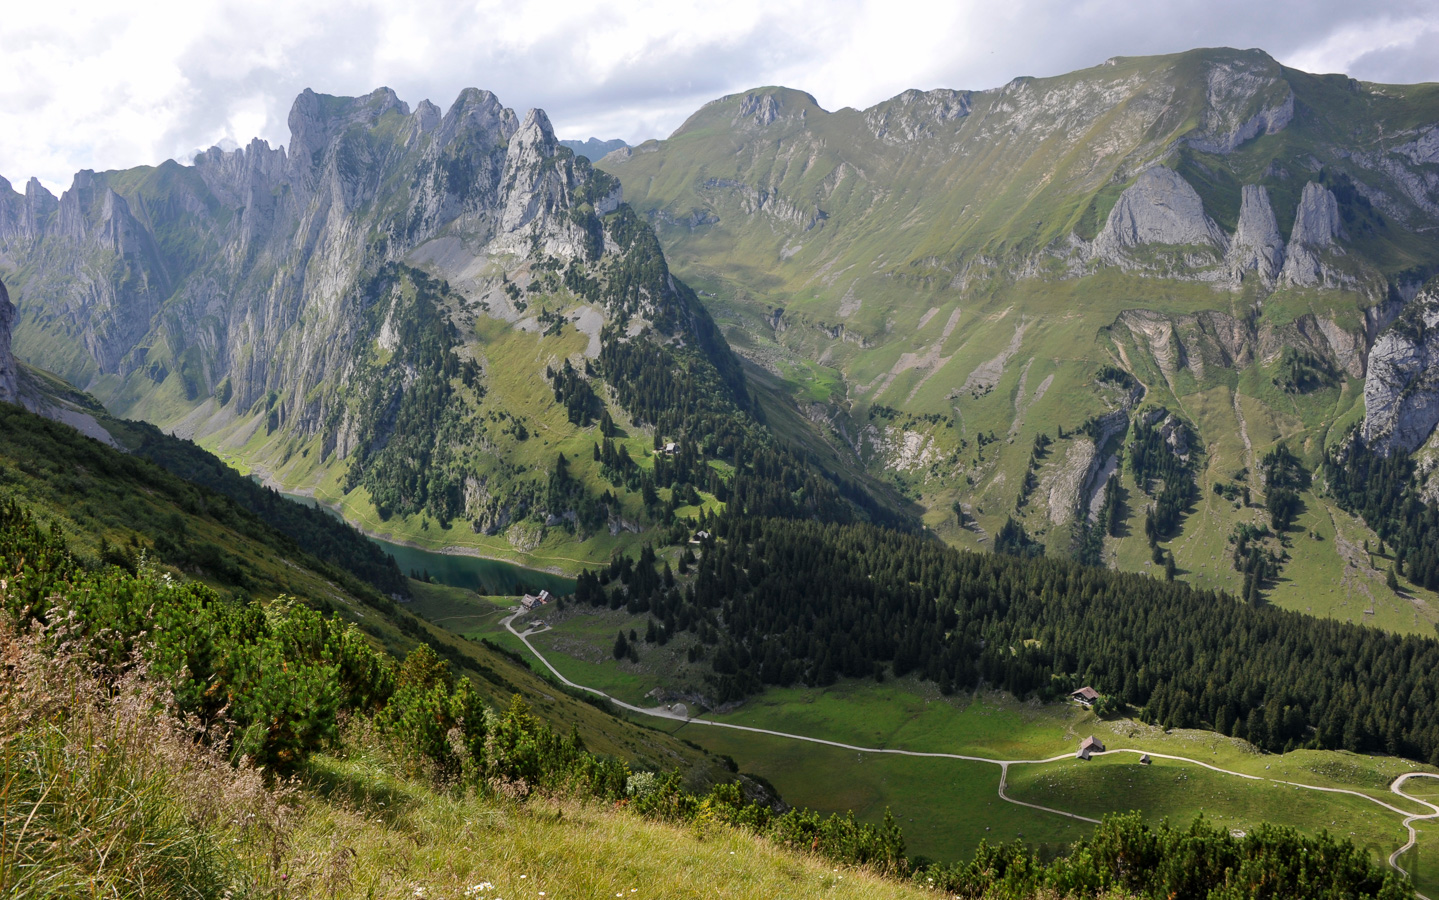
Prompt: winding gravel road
<box><xmin>505</xmin><ymin>611</ymin><xmax>1438</xmax><ymax>890</ymax></box>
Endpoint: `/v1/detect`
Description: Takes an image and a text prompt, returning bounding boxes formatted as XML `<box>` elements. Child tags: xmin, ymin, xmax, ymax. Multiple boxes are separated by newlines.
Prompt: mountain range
<box><xmin>3</xmin><ymin>46</ymin><xmax>1439</xmax><ymax>626</ymax></box>
<box><xmin>598</xmin><ymin>47</ymin><xmax>1439</xmax><ymax>625</ymax></box>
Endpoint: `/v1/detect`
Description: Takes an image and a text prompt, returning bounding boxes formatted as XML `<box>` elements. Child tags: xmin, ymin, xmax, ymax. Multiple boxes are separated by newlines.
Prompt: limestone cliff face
<box><xmin>863</xmin><ymin>89</ymin><xmax>972</xmax><ymax>143</ymax></box>
<box><xmin>1093</xmin><ymin>167</ymin><xmax>1228</xmax><ymax>261</ymax></box>
<box><xmin>494</xmin><ymin>108</ymin><xmax>617</xmax><ymax>257</ymax></box>
<box><xmin>0</xmin><ymin>278</ymin><xmax>16</xmax><ymax>404</ymax></box>
<box><xmin>0</xmin><ymin>86</ymin><xmax>632</xmax><ymax>444</ymax></box>
<box><xmin>1184</xmin><ymin>54</ymin><xmax>1294</xmax><ymax>154</ymax></box>
<box><xmin>1226</xmin><ymin>185</ymin><xmax>1285</xmax><ymax>285</ymax></box>
<box><xmin>1361</xmin><ymin>283</ymin><xmax>1439</xmax><ymax>456</ymax></box>
<box><xmin>1279</xmin><ymin>181</ymin><xmax>1346</xmax><ymax>287</ymax></box>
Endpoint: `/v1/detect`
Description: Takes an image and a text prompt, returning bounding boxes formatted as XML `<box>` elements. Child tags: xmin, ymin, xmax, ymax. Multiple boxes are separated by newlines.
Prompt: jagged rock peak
<box><xmin>864</xmin><ymin>88</ymin><xmax>972</xmax><ymax>142</ymax></box>
<box><xmin>510</xmin><ymin>108</ymin><xmax>559</xmax><ymax>155</ymax></box>
<box><xmin>1226</xmin><ymin>184</ymin><xmax>1285</xmax><ymax>284</ymax></box>
<box><xmin>496</xmin><ymin>108</ymin><xmax>599</xmax><ymax>256</ymax></box>
<box><xmin>0</xmin><ymin>177</ymin><xmax>56</xmax><ymax>243</ymax></box>
<box><xmin>287</xmin><ymin>87</ymin><xmax>409</xmax><ymax>174</ymax></box>
<box><xmin>413</xmin><ymin>99</ymin><xmax>442</xmax><ymax>135</ymax></box>
<box><xmin>58</xmin><ymin>170</ymin><xmax>101</xmax><ymax>241</ymax></box>
<box><xmin>1361</xmin><ymin>281</ymin><xmax>1439</xmax><ymax>456</ymax></box>
<box><xmin>1290</xmin><ymin>180</ymin><xmax>1345</xmax><ymax>248</ymax></box>
<box><xmin>0</xmin><ymin>277</ymin><xmax>17</xmax><ymax>404</ymax></box>
<box><xmin>438</xmin><ymin>89</ymin><xmax>518</xmax><ymax>144</ymax></box>
<box><xmin>1280</xmin><ymin>181</ymin><xmax>1345</xmax><ymax>286</ymax></box>
<box><xmin>1094</xmin><ymin>166</ymin><xmax>1227</xmax><ymax>257</ymax></box>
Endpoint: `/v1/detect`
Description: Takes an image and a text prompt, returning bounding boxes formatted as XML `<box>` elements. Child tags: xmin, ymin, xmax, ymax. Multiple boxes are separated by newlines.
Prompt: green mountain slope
<box><xmin>599</xmin><ymin>47</ymin><xmax>1439</xmax><ymax>626</ymax></box>
<box><xmin>0</xmin><ymin>399</ymin><xmax>734</xmax><ymax>777</ymax></box>
<box><xmin>0</xmin><ymin>411</ymin><xmax>1415</xmax><ymax>897</ymax></box>
<box><xmin>0</xmin><ymin>89</ymin><xmax>898</xmax><ymax>574</ymax></box>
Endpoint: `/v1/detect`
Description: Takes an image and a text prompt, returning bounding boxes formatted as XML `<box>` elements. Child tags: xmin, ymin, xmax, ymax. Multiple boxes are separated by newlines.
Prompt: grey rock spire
<box><xmin>1226</xmin><ymin>184</ymin><xmax>1285</xmax><ymax>284</ymax></box>
<box><xmin>1279</xmin><ymin>181</ymin><xmax>1345</xmax><ymax>287</ymax></box>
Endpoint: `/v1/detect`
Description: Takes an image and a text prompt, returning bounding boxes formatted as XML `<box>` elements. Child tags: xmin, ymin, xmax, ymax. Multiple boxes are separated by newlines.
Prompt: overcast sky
<box><xmin>4</xmin><ymin>0</ymin><xmax>1439</xmax><ymax>192</ymax></box>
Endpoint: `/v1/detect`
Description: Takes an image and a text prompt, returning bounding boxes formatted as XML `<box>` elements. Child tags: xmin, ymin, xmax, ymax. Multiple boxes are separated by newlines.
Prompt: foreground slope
<box><xmin>0</xmin><ymin>397</ymin><xmax>734</xmax><ymax>778</ymax></box>
<box><xmin>1</xmin><ymin>507</ymin><xmax>1413</xmax><ymax>899</ymax></box>
<box><xmin>601</xmin><ymin>47</ymin><xmax>1439</xmax><ymax>624</ymax></box>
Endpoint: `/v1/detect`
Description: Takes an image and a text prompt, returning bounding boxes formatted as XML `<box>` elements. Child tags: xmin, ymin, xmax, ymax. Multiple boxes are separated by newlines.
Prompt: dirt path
<box><xmin>1233</xmin><ymin>389</ymin><xmax>1254</xmax><ymax>474</ymax></box>
<box><xmin>1390</xmin><ymin>773</ymin><xmax>1439</xmax><ymax>896</ymax></box>
<box><xmin>506</xmin><ymin>611</ymin><xmax>1433</xmax><ymax>883</ymax></box>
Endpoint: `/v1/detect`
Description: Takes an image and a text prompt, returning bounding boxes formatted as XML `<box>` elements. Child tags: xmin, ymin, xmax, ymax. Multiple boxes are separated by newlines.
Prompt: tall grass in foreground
<box><xmin>0</xmin><ymin>621</ymin><xmax>287</xmax><ymax>898</ymax></box>
<box><xmin>0</xmin><ymin>617</ymin><xmax>935</xmax><ymax>899</ymax></box>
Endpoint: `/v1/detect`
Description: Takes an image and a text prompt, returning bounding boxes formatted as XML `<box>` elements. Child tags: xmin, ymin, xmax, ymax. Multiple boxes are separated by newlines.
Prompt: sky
<box><xmin>3</xmin><ymin>0</ymin><xmax>1439</xmax><ymax>192</ymax></box>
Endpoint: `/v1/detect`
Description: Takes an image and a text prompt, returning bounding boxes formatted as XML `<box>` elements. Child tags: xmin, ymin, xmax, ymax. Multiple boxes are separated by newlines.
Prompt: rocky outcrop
<box><xmin>863</xmin><ymin>89</ymin><xmax>972</xmax><ymax>142</ymax></box>
<box><xmin>1279</xmin><ymin>181</ymin><xmax>1345</xmax><ymax>287</ymax></box>
<box><xmin>0</xmin><ymin>278</ymin><xmax>16</xmax><ymax>403</ymax></box>
<box><xmin>1395</xmin><ymin>125</ymin><xmax>1439</xmax><ymax>166</ymax></box>
<box><xmin>1226</xmin><ymin>184</ymin><xmax>1285</xmax><ymax>284</ymax></box>
<box><xmin>1047</xmin><ymin>408</ymin><xmax>1129</xmax><ymax>526</ymax></box>
<box><xmin>1114</xmin><ymin>303</ymin><xmax>1371</xmax><ymax>387</ymax></box>
<box><xmin>1361</xmin><ymin>284</ymin><xmax>1439</xmax><ymax>456</ymax></box>
<box><xmin>493</xmin><ymin>108</ymin><xmax>613</xmax><ymax>258</ymax></box>
<box><xmin>1093</xmin><ymin>167</ymin><xmax>1228</xmax><ymax>261</ymax></box>
<box><xmin>700</xmin><ymin>179</ymin><xmax>826</xmax><ymax>230</ymax></box>
<box><xmin>1186</xmin><ymin>56</ymin><xmax>1294</xmax><ymax>154</ymax></box>
<box><xmin>730</xmin><ymin>89</ymin><xmax>816</xmax><ymax>129</ymax></box>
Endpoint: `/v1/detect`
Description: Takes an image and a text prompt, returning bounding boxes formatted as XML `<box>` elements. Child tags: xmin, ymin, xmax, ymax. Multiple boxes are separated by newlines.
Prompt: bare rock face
<box><xmin>1094</xmin><ymin>167</ymin><xmax>1228</xmax><ymax>261</ymax></box>
<box><xmin>1396</xmin><ymin>125</ymin><xmax>1439</xmax><ymax>166</ymax></box>
<box><xmin>1279</xmin><ymin>181</ymin><xmax>1345</xmax><ymax>287</ymax></box>
<box><xmin>1361</xmin><ymin>283</ymin><xmax>1439</xmax><ymax>456</ymax></box>
<box><xmin>864</xmin><ymin>88</ymin><xmax>972</xmax><ymax>143</ymax></box>
<box><xmin>1226</xmin><ymin>184</ymin><xmax>1285</xmax><ymax>284</ymax></box>
<box><xmin>0</xmin><ymin>278</ymin><xmax>16</xmax><ymax>404</ymax></box>
<box><xmin>0</xmin><ymin>177</ymin><xmax>57</xmax><ymax>244</ymax></box>
<box><xmin>1186</xmin><ymin>56</ymin><xmax>1294</xmax><ymax>154</ymax></box>
<box><xmin>494</xmin><ymin>108</ymin><xmax>618</xmax><ymax>258</ymax></box>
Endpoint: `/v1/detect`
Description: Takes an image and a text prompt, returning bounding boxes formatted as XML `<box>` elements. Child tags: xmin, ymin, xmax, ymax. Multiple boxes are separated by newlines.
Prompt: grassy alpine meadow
<box><xmin>1004</xmin><ymin>754</ymin><xmax>1408</xmax><ymax>860</ymax></box>
<box><xmin>672</xmin><ymin>725</ymin><xmax>1092</xmax><ymax>864</ymax></box>
<box><xmin>504</xmin><ymin>605</ymin><xmax>1439</xmax><ymax>874</ymax></box>
<box><xmin>406</xmin><ymin>579</ymin><xmax>516</xmax><ymax>632</ymax></box>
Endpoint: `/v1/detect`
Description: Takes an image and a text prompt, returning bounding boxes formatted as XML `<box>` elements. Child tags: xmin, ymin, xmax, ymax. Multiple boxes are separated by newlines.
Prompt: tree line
<box><xmin>600</xmin><ymin>515</ymin><xmax>1439</xmax><ymax>763</ymax></box>
<box><xmin>1326</xmin><ymin>436</ymin><xmax>1439</xmax><ymax>591</ymax></box>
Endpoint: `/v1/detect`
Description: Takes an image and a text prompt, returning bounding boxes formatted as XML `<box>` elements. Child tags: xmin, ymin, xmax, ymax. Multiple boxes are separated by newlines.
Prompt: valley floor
<box><xmin>497</xmin><ymin>606</ymin><xmax>1439</xmax><ymax>897</ymax></box>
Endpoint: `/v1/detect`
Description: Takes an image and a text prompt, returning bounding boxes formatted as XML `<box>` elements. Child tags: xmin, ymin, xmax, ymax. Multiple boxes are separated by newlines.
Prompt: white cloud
<box><xmin>3</xmin><ymin>0</ymin><xmax>1438</xmax><ymax>193</ymax></box>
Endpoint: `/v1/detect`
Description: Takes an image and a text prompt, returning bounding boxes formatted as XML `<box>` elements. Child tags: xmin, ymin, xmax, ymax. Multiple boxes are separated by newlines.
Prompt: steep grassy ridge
<box><xmin>601</xmin><ymin>48</ymin><xmax>1439</xmax><ymax>619</ymax></box>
